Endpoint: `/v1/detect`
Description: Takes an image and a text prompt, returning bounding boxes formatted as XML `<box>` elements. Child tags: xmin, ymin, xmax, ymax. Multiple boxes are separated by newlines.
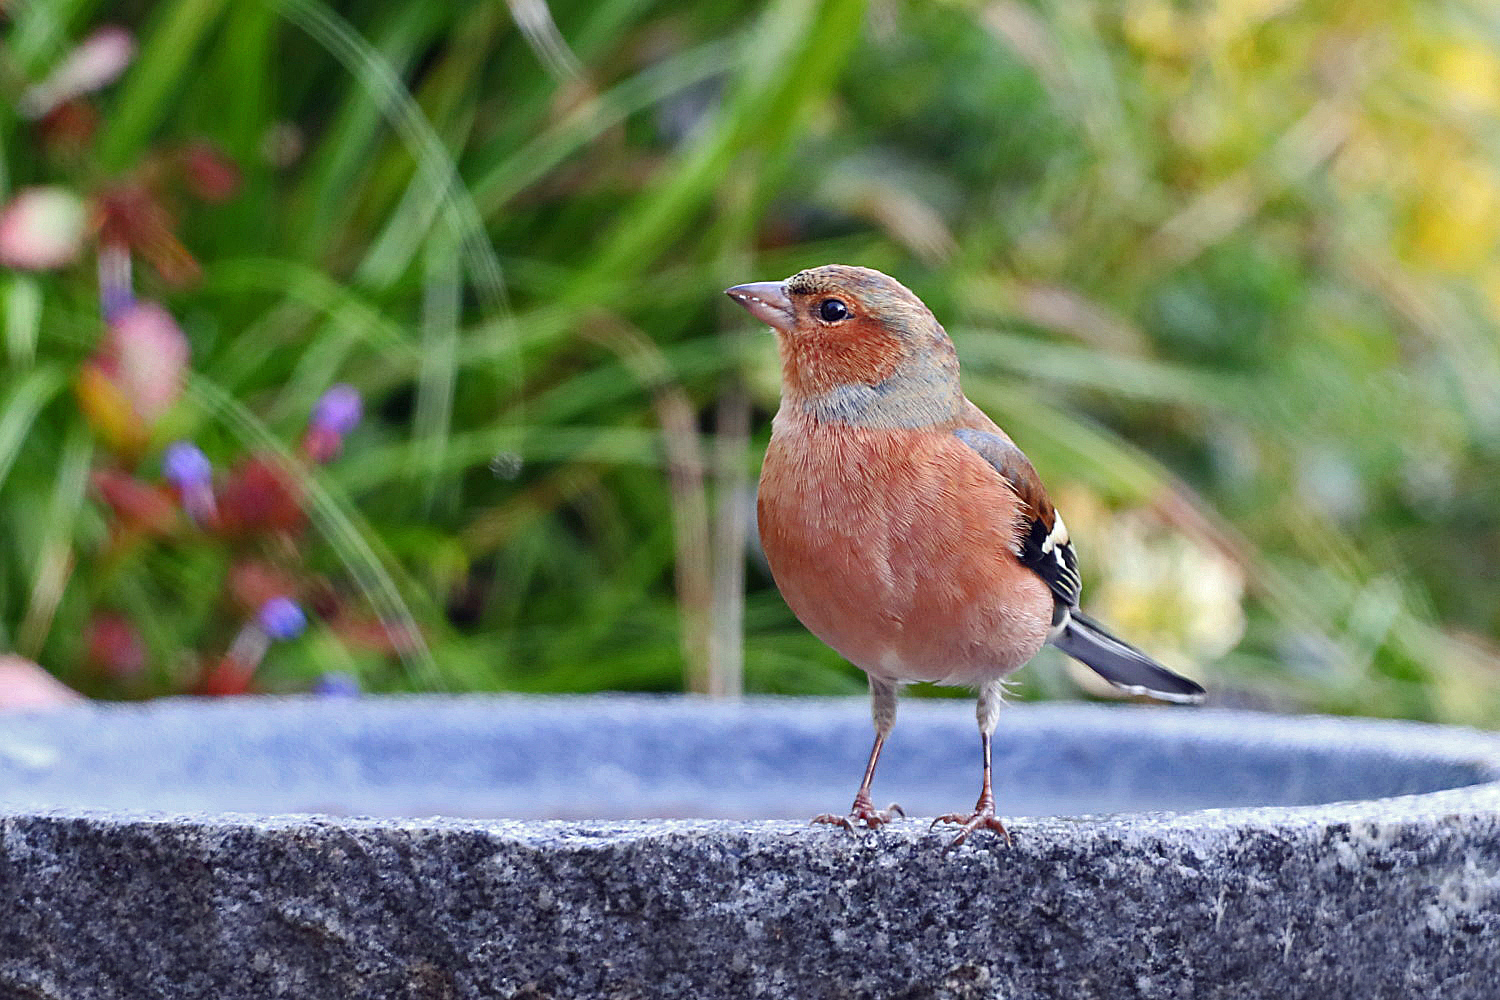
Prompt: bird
<box><xmin>726</xmin><ymin>264</ymin><xmax>1205</xmax><ymax>845</ymax></box>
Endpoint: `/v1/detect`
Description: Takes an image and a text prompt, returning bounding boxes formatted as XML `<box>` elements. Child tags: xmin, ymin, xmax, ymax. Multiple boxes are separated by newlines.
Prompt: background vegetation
<box><xmin>3</xmin><ymin>0</ymin><xmax>1499</xmax><ymax>723</ymax></box>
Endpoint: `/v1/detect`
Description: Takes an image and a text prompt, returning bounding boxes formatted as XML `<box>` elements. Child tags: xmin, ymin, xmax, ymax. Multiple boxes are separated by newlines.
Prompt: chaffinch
<box><xmin>728</xmin><ymin>265</ymin><xmax>1205</xmax><ymax>845</ymax></box>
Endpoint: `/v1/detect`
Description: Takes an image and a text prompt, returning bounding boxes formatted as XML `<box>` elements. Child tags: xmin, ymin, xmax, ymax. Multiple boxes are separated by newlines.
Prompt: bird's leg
<box><xmin>813</xmin><ymin>678</ymin><xmax>905</xmax><ymax>831</ymax></box>
<box><xmin>933</xmin><ymin>680</ymin><xmax>1012</xmax><ymax>846</ymax></box>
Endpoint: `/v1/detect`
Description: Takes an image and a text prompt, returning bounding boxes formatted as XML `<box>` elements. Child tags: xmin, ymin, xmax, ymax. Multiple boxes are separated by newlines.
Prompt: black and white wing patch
<box><xmin>1019</xmin><ymin>508</ymin><xmax>1082</xmax><ymax>612</ymax></box>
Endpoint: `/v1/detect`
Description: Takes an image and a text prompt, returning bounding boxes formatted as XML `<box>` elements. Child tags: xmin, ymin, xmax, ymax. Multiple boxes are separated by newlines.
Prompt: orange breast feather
<box><xmin>757</xmin><ymin>415</ymin><xmax>1052</xmax><ymax>686</ymax></box>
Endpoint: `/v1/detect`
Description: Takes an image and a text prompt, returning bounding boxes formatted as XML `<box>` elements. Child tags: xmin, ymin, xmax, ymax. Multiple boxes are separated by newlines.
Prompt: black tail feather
<box><xmin>1049</xmin><ymin>609</ymin><xmax>1206</xmax><ymax>704</ymax></box>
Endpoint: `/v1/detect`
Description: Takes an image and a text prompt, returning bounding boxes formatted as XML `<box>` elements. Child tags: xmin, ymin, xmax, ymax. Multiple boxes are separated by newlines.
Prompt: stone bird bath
<box><xmin>1</xmin><ymin>695</ymin><xmax>1498</xmax><ymax>998</ymax></box>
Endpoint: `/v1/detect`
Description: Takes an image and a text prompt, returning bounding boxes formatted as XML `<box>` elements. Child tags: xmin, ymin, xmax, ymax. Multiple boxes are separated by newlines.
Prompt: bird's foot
<box><xmin>931</xmin><ymin>802</ymin><xmax>1012</xmax><ymax>847</ymax></box>
<box><xmin>812</xmin><ymin>794</ymin><xmax>905</xmax><ymax>832</ymax></box>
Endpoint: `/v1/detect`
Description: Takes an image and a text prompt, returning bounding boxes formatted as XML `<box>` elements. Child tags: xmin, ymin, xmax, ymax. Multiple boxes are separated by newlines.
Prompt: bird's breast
<box><xmin>757</xmin><ymin>412</ymin><xmax>1051</xmax><ymax>685</ymax></box>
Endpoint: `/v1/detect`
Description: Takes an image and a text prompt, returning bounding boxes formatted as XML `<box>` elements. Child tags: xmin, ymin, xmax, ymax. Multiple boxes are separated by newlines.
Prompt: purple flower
<box><xmin>312</xmin><ymin>384</ymin><xmax>362</xmax><ymax>435</ymax></box>
<box><xmin>97</xmin><ymin>242</ymin><xmax>134</xmax><ymax>322</ymax></box>
<box><xmin>163</xmin><ymin>441</ymin><xmax>211</xmax><ymax>489</ymax></box>
<box><xmin>257</xmin><ymin>597</ymin><xmax>307</xmax><ymax>641</ymax></box>
<box><xmin>312</xmin><ymin>672</ymin><xmax>360</xmax><ymax>697</ymax></box>
<box><xmin>163</xmin><ymin>441</ymin><xmax>217</xmax><ymax>525</ymax></box>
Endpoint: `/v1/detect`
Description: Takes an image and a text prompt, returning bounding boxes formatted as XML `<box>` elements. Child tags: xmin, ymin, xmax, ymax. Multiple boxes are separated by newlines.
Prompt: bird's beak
<box><xmin>725</xmin><ymin>281</ymin><xmax>794</xmax><ymax>331</ymax></box>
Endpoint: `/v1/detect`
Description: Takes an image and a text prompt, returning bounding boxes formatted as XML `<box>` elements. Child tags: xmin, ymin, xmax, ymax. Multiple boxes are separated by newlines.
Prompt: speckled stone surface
<box><xmin>1</xmin><ymin>696</ymin><xmax>1499</xmax><ymax>999</ymax></box>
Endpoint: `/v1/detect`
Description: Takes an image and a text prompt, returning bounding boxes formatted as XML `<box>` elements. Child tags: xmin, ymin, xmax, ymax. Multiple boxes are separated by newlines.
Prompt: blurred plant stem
<box><xmin>18</xmin><ymin>424</ymin><xmax>91</xmax><ymax>658</ymax></box>
<box><xmin>579</xmin><ymin>312</ymin><xmax>716</xmax><ymax>692</ymax></box>
<box><xmin>708</xmin><ymin>378</ymin><xmax>750</xmax><ymax>698</ymax></box>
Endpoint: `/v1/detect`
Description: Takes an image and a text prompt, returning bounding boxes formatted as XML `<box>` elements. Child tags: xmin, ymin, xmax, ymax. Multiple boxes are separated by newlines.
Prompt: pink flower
<box><xmin>0</xmin><ymin>656</ymin><xmax>83</xmax><ymax>710</ymax></box>
<box><xmin>78</xmin><ymin>302</ymin><xmax>190</xmax><ymax>453</ymax></box>
<box><xmin>0</xmin><ymin>187</ymin><xmax>88</xmax><ymax>270</ymax></box>
<box><xmin>18</xmin><ymin>26</ymin><xmax>135</xmax><ymax>119</ymax></box>
<box><xmin>103</xmin><ymin>302</ymin><xmax>189</xmax><ymax>425</ymax></box>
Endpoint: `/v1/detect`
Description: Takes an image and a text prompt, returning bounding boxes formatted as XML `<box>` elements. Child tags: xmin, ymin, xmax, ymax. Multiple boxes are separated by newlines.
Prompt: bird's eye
<box><xmin>818</xmin><ymin>298</ymin><xmax>850</xmax><ymax>322</ymax></box>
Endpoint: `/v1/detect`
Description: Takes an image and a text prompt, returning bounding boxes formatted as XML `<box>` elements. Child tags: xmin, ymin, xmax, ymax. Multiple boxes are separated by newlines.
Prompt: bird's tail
<box><xmin>1049</xmin><ymin>609</ymin><xmax>1206</xmax><ymax>704</ymax></box>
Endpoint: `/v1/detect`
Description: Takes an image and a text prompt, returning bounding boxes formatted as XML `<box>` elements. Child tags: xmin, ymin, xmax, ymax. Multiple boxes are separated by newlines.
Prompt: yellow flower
<box><xmin>1406</xmin><ymin>156</ymin><xmax>1500</xmax><ymax>272</ymax></box>
<box><xmin>1431</xmin><ymin>41</ymin><xmax>1500</xmax><ymax>113</ymax></box>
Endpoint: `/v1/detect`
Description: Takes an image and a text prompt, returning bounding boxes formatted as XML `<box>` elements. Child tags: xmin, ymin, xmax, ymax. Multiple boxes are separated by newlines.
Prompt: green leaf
<box><xmin>96</xmin><ymin>0</ymin><xmax>229</xmax><ymax>170</ymax></box>
<box><xmin>0</xmin><ymin>367</ymin><xmax>66</xmax><ymax>496</ymax></box>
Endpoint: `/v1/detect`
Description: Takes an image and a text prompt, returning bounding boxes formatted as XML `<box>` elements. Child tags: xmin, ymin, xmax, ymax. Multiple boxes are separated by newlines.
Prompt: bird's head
<box><xmin>726</xmin><ymin>264</ymin><xmax>961</xmax><ymax>427</ymax></box>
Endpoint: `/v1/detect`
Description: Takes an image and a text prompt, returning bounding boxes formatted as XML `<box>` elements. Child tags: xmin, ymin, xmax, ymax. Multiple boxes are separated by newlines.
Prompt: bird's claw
<box><xmin>931</xmin><ymin>806</ymin><xmax>1012</xmax><ymax>847</ymax></box>
<box><xmin>812</xmin><ymin>798</ymin><xmax>905</xmax><ymax>832</ymax></box>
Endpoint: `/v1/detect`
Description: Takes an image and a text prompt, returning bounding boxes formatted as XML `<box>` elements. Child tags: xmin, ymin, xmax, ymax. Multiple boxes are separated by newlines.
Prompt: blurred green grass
<box><xmin>3</xmin><ymin>0</ymin><xmax>1500</xmax><ymax>721</ymax></box>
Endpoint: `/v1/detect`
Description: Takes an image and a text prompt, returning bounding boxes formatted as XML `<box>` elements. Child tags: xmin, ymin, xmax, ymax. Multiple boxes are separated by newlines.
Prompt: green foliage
<box><xmin>2</xmin><ymin>0</ymin><xmax>1499</xmax><ymax>721</ymax></box>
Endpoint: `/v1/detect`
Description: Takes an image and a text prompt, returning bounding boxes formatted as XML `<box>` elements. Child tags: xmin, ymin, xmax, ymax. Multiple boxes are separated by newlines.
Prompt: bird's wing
<box><xmin>952</xmin><ymin>425</ymin><xmax>1081</xmax><ymax>612</ymax></box>
<box><xmin>953</xmin><ymin>413</ymin><xmax>1205</xmax><ymax>704</ymax></box>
